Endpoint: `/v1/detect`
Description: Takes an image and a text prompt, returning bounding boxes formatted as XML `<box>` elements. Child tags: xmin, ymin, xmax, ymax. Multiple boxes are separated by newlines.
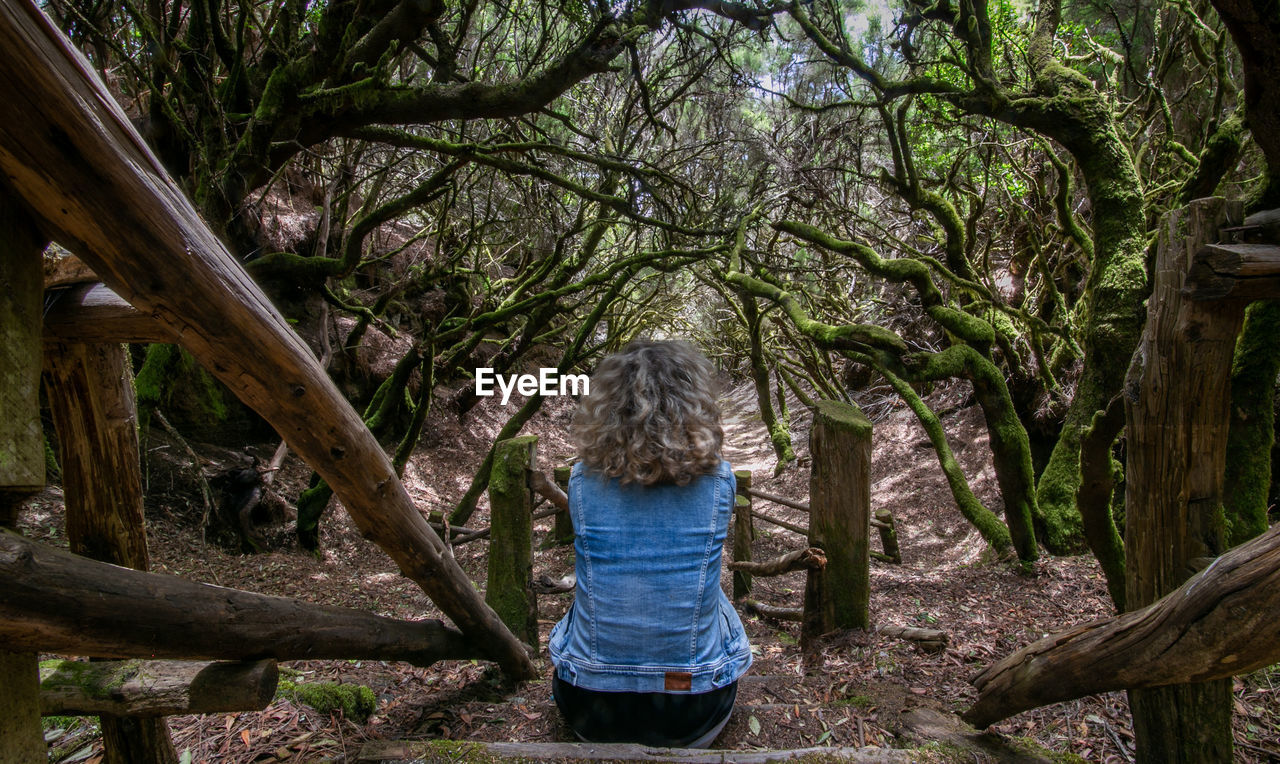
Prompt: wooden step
<box><xmin>357</xmin><ymin>740</ymin><xmax>914</xmax><ymax>763</ymax></box>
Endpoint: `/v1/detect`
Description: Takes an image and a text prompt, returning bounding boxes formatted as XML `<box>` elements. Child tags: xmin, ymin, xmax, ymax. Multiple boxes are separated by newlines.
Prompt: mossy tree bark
<box><xmin>740</xmin><ymin>292</ymin><xmax>796</xmax><ymax>469</ymax></box>
<box><xmin>1223</xmin><ymin>300</ymin><xmax>1280</xmax><ymax>546</ymax></box>
<box><xmin>1074</xmin><ymin>397</ymin><xmax>1126</xmax><ymax>609</ymax></box>
<box><xmin>486</xmin><ymin>436</ymin><xmax>539</xmax><ymax>650</ymax></box>
<box><xmin>761</xmin><ymin>222</ymin><xmax>1035</xmax><ymax>560</ymax></box>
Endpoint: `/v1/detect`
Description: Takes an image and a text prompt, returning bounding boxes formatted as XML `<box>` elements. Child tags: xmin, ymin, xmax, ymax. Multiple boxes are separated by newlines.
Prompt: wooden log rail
<box><xmin>964</xmin><ymin>521</ymin><xmax>1280</xmax><ymax>729</ymax></box>
<box><xmin>0</xmin><ymin>529</ymin><xmax>478</xmax><ymax>666</ymax></box>
<box><xmin>0</xmin><ymin>0</ymin><xmax>535</xmax><ymax>679</ymax></box>
<box><xmin>742</xmin><ymin>486</ymin><xmax>891</xmax><ymax>530</ymax></box>
<box><xmin>1186</xmin><ymin>242</ymin><xmax>1280</xmax><ymax>301</ymax></box>
<box><xmin>728</xmin><ymin>547</ymin><xmax>826</xmax><ymax>577</ymax></box>
<box><xmin>40</xmin><ymin>659</ymin><xmax>277</xmax><ymax>717</ymax></box>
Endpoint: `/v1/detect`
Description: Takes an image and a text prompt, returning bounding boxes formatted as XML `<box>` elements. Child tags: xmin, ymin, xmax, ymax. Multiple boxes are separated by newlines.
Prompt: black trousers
<box><xmin>551</xmin><ymin>674</ymin><xmax>737</xmax><ymax>748</ymax></box>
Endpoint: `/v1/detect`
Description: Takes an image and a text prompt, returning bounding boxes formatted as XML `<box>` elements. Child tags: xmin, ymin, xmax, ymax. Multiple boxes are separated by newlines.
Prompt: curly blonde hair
<box><xmin>572</xmin><ymin>339</ymin><xmax>723</xmax><ymax>486</ymax></box>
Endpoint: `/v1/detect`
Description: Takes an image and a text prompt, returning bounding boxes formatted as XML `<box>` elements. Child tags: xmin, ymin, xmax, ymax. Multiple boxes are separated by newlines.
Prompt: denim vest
<box><xmin>548</xmin><ymin>460</ymin><xmax>752</xmax><ymax>694</ymax></box>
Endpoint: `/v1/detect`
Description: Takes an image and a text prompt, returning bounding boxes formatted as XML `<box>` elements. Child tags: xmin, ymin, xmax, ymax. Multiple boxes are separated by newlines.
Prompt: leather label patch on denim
<box><xmin>664</xmin><ymin>671</ymin><xmax>693</xmax><ymax>691</ymax></box>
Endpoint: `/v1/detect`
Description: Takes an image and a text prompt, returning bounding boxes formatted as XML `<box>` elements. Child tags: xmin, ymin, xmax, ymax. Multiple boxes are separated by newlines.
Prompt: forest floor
<box><xmin>19</xmin><ymin>378</ymin><xmax>1280</xmax><ymax>763</ymax></box>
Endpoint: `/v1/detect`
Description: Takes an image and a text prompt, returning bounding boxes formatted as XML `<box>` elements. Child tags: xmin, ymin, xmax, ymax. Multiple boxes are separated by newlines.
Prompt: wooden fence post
<box><xmin>44</xmin><ymin>341</ymin><xmax>179</xmax><ymax>763</ymax></box>
<box><xmin>875</xmin><ymin>509</ymin><xmax>901</xmax><ymax>564</ymax></box>
<box><xmin>804</xmin><ymin>400</ymin><xmax>871</xmax><ymax>642</ymax></box>
<box><xmin>1124</xmin><ymin>198</ymin><xmax>1244</xmax><ymax>763</ymax></box>
<box><xmin>732</xmin><ymin>469</ymin><xmax>755</xmax><ymax>600</ymax></box>
<box><xmin>733</xmin><ymin>496</ymin><xmax>753</xmax><ymax>600</ymax></box>
<box><xmin>0</xmin><ymin>190</ymin><xmax>49</xmax><ymax>763</ymax></box>
<box><xmin>552</xmin><ymin>465</ymin><xmax>573</xmax><ymax>545</ymax></box>
<box><xmin>487</xmin><ymin>436</ymin><xmax>539</xmax><ymax>650</ymax></box>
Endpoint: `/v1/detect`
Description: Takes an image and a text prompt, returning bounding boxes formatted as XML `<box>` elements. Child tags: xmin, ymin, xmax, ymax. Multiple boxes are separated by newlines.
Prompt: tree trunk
<box><xmin>1223</xmin><ymin>299</ymin><xmax>1280</xmax><ymax>545</ymax></box>
<box><xmin>0</xmin><ymin>0</ymin><xmax>535</xmax><ymax>679</ymax></box>
<box><xmin>552</xmin><ymin>465</ymin><xmax>574</xmax><ymax>544</ymax></box>
<box><xmin>1074</xmin><ymin>397</ymin><xmax>1126</xmax><ymax>609</ymax></box>
<box><xmin>1015</xmin><ymin>70</ymin><xmax>1150</xmax><ymax>557</ymax></box>
<box><xmin>0</xmin><ymin>529</ymin><xmax>478</xmax><ymax>666</ymax></box>
<box><xmin>741</xmin><ymin>293</ymin><xmax>795</xmax><ymax>468</ymax></box>
<box><xmin>0</xmin><ymin>184</ymin><xmax>48</xmax><ymax>764</ymax></box>
<box><xmin>1123</xmin><ymin>198</ymin><xmax>1243</xmax><ymax>763</ymax></box>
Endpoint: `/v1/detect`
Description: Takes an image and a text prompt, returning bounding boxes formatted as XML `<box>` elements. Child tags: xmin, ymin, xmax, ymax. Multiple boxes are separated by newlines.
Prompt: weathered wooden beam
<box><xmin>487</xmin><ymin>436</ymin><xmax>539</xmax><ymax>650</ymax></box>
<box><xmin>43</xmin><ymin>283</ymin><xmax>172</xmax><ymax>345</ymax></box>
<box><xmin>807</xmin><ymin>400</ymin><xmax>872</xmax><ymax>635</ymax></box>
<box><xmin>879</xmin><ymin>624</ymin><xmax>947</xmax><ymax>653</ymax></box>
<box><xmin>728</xmin><ymin>547</ymin><xmax>826</xmax><ymax>577</ymax></box>
<box><xmin>0</xmin><ymin>529</ymin><xmax>478</xmax><ymax>666</ymax></box>
<box><xmin>750</xmin><ymin>507</ymin><xmax>809</xmax><ymax>537</ymax></box>
<box><xmin>740</xmin><ymin>599</ymin><xmax>803</xmax><ymax>622</ymax></box>
<box><xmin>529</xmin><ymin>468</ymin><xmax>568</xmax><ymax>514</ymax></box>
<box><xmin>40</xmin><ymin>659</ymin><xmax>277</xmax><ymax>717</ymax></box>
<box><xmin>744</xmin><ymin>487</ymin><xmax>889</xmax><ymax>530</ymax></box>
<box><xmin>0</xmin><ymin>0</ymin><xmax>535</xmax><ymax>679</ymax></box>
<box><xmin>358</xmin><ymin>740</ymin><xmax>913</xmax><ymax>762</ymax></box>
<box><xmin>964</xmin><ymin>521</ymin><xmax>1280</xmax><ymax>729</ymax></box>
<box><xmin>0</xmin><ymin>187</ymin><xmax>45</xmax><ymax>513</ymax></box>
<box><xmin>1123</xmin><ymin>199</ymin><xmax>1241</xmax><ymax>760</ymax></box>
<box><xmin>1187</xmin><ymin>242</ymin><xmax>1280</xmax><ymax>301</ymax></box>
<box><xmin>732</xmin><ymin>494</ymin><xmax>754</xmax><ymax>599</ymax></box>
<box><xmin>45</xmin><ymin>339</ymin><xmax>178</xmax><ymax>763</ymax></box>
<box><xmin>551</xmin><ymin>465</ymin><xmax>574</xmax><ymax>544</ymax></box>
<box><xmin>0</xmin><ymin>184</ymin><xmax>50</xmax><ymax>764</ymax></box>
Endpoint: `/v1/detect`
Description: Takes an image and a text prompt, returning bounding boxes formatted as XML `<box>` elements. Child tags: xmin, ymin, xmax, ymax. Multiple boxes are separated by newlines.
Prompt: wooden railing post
<box><xmin>803</xmin><ymin>400</ymin><xmax>871</xmax><ymax>643</ymax></box>
<box><xmin>875</xmin><ymin>509</ymin><xmax>901</xmax><ymax>564</ymax></box>
<box><xmin>552</xmin><ymin>465</ymin><xmax>573</xmax><ymax>545</ymax></box>
<box><xmin>1124</xmin><ymin>198</ymin><xmax>1244</xmax><ymax>762</ymax></box>
<box><xmin>732</xmin><ymin>470</ymin><xmax>755</xmax><ymax>600</ymax></box>
<box><xmin>487</xmin><ymin>436</ymin><xmax>539</xmax><ymax>650</ymax></box>
<box><xmin>44</xmin><ymin>340</ymin><xmax>180</xmax><ymax>763</ymax></box>
<box><xmin>0</xmin><ymin>191</ymin><xmax>49</xmax><ymax>764</ymax></box>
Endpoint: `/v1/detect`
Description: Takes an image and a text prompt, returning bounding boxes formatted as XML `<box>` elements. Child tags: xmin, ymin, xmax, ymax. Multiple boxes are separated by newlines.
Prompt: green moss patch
<box><xmin>277</xmin><ymin>679</ymin><xmax>377</xmax><ymax>722</ymax></box>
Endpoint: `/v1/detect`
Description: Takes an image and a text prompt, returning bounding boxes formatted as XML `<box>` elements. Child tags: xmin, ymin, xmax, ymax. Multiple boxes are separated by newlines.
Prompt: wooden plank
<box><xmin>0</xmin><ymin>529</ymin><xmax>479</xmax><ymax>666</ymax></box>
<box><xmin>40</xmin><ymin>659</ymin><xmax>277</xmax><ymax>717</ymax></box>
<box><xmin>43</xmin><ymin>283</ymin><xmax>173</xmax><ymax>344</ymax></box>
<box><xmin>1187</xmin><ymin>242</ymin><xmax>1280</xmax><ymax>300</ymax></box>
<box><xmin>0</xmin><ymin>0</ymin><xmax>535</xmax><ymax>679</ymax></box>
<box><xmin>357</xmin><ymin>740</ymin><xmax>913</xmax><ymax>762</ymax></box>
